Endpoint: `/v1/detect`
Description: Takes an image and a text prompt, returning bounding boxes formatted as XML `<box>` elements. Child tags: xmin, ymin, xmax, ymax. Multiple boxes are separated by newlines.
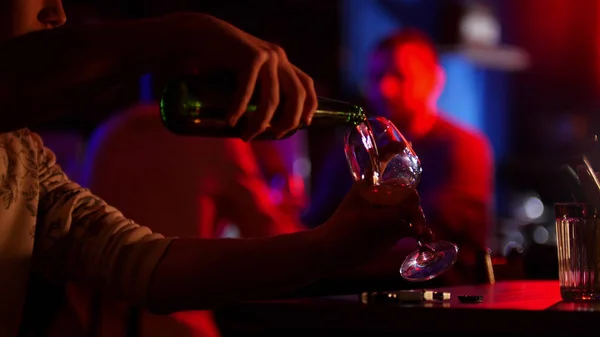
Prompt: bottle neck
<box><xmin>236</xmin><ymin>96</ymin><xmax>365</xmax><ymax>131</ymax></box>
<box><xmin>299</xmin><ymin>97</ymin><xmax>367</xmax><ymax>128</ymax></box>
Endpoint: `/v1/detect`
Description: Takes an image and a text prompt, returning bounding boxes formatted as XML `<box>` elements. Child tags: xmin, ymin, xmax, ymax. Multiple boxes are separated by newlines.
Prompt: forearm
<box><xmin>0</xmin><ymin>17</ymin><xmax>168</xmax><ymax>132</ymax></box>
<box><xmin>146</xmin><ymin>228</ymin><xmax>330</xmax><ymax>313</ymax></box>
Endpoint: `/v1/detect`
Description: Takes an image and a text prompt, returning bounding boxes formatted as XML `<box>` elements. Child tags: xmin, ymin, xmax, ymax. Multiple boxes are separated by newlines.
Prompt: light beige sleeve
<box><xmin>30</xmin><ymin>131</ymin><xmax>173</xmax><ymax>304</ymax></box>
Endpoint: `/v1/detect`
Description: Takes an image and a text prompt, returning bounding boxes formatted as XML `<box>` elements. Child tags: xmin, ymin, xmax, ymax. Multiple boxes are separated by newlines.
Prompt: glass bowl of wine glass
<box><xmin>344</xmin><ymin>116</ymin><xmax>459</xmax><ymax>282</ymax></box>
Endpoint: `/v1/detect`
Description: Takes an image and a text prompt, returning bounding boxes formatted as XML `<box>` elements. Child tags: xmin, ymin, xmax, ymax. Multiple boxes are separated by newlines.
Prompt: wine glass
<box><xmin>344</xmin><ymin>116</ymin><xmax>459</xmax><ymax>282</ymax></box>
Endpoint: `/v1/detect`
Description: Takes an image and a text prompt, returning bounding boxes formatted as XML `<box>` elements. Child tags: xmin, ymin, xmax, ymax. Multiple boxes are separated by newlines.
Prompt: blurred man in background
<box><xmin>306</xmin><ymin>29</ymin><xmax>495</xmax><ymax>285</ymax></box>
<box><xmin>81</xmin><ymin>102</ymin><xmax>307</xmax><ymax>337</ymax></box>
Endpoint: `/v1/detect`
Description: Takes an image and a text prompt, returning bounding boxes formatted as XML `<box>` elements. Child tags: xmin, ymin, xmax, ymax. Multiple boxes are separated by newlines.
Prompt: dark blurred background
<box><xmin>51</xmin><ymin>0</ymin><xmax>600</xmax><ymax>280</ymax></box>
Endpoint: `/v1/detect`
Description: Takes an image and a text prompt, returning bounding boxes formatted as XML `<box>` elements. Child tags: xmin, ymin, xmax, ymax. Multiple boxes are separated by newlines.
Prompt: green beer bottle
<box><xmin>160</xmin><ymin>74</ymin><xmax>367</xmax><ymax>140</ymax></box>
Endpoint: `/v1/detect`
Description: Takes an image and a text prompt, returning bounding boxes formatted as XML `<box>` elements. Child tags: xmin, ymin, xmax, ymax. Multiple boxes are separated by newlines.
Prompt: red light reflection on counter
<box><xmin>444</xmin><ymin>280</ymin><xmax>562</xmax><ymax>310</ymax></box>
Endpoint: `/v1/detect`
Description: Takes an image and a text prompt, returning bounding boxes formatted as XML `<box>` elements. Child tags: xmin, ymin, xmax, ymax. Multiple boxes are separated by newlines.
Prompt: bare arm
<box><xmin>148</xmin><ymin>181</ymin><xmax>424</xmax><ymax>314</ymax></box>
<box><xmin>31</xmin><ymin>130</ymin><xmax>331</xmax><ymax>314</ymax></box>
<box><xmin>31</xmin><ymin>131</ymin><xmax>419</xmax><ymax>314</ymax></box>
<box><xmin>0</xmin><ymin>12</ymin><xmax>319</xmax><ymax>139</ymax></box>
<box><xmin>0</xmin><ymin>16</ymin><xmax>173</xmax><ymax>132</ymax></box>
<box><xmin>147</xmin><ymin>231</ymin><xmax>327</xmax><ymax>313</ymax></box>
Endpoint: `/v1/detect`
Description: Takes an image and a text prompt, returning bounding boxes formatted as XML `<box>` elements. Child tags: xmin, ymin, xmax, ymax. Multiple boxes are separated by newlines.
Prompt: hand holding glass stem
<box><xmin>345</xmin><ymin>117</ymin><xmax>458</xmax><ymax>282</ymax></box>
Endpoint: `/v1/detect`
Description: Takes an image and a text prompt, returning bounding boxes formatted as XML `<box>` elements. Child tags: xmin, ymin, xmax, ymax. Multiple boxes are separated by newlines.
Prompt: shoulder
<box><xmin>0</xmin><ymin>128</ymin><xmax>44</xmax><ymax>152</ymax></box>
<box><xmin>0</xmin><ymin>129</ymin><xmax>50</xmax><ymax>178</ymax></box>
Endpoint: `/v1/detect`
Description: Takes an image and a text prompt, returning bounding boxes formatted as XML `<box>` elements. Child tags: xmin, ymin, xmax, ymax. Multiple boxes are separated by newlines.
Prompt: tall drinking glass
<box><xmin>555</xmin><ymin>203</ymin><xmax>600</xmax><ymax>301</ymax></box>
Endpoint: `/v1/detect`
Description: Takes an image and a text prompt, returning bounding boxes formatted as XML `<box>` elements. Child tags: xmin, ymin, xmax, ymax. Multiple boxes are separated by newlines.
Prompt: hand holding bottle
<box><xmin>169</xmin><ymin>12</ymin><xmax>318</xmax><ymax>140</ymax></box>
<box><xmin>0</xmin><ymin>11</ymin><xmax>315</xmax><ymax>134</ymax></box>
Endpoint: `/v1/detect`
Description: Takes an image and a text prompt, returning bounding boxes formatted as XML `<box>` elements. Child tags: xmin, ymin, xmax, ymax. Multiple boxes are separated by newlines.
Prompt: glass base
<box><xmin>399</xmin><ymin>241</ymin><xmax>459</xmax><ymax>282</ymax></box>
<box><xmin>561</xmin><ymin>287</ymin><xmax>600</xmax><ymax>301</ymax></box>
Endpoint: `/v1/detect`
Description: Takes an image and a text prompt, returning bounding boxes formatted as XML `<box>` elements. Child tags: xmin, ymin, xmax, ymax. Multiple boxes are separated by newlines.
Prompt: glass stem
<box><xmin>417</xmin><ymin>227</ymin><xmax>436</xmax><ymax>252</ymax></box>
<box><xmin>417</xmin><ymin>241</ymin><xmax>436</xmax><ymax>253</ymax></box>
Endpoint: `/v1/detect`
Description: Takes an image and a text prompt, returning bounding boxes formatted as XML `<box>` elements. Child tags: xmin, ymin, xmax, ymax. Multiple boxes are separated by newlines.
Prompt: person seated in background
<box><xmin>249</xmin><ymin>139</ymin><xmax>310</xmax><ymax>222</ymax></box>
<box><xmin>80</xmin><ymin>102</ymin><xmax>307</xmax><ymax>336</ymax></box>
<box><xmin>81</xmin><ymin>102</ymin><xmax>304</xmax><ymax>240</ymax></box>
<box><xmin>0</xmin><ymin>1</ymin><xmax>426</xmax><ymax>336</ymax></box>
<box><xmin>305</xmin><ymin>28</ymin><xmax>495</xmax><ymax>286</ymax></box>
